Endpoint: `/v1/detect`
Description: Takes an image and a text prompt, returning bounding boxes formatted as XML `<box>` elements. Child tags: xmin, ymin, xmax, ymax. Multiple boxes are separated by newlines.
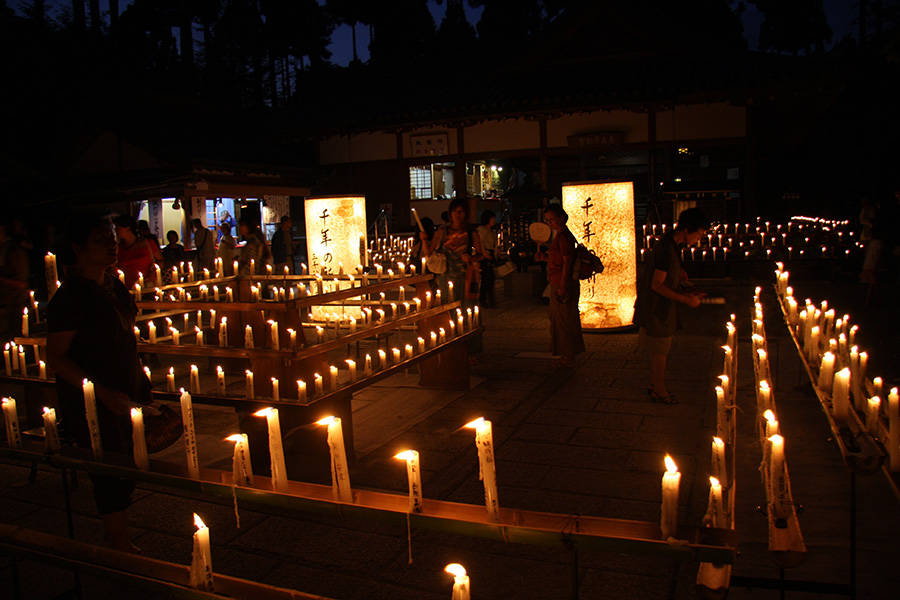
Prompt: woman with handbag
<box><xmin>47</xmin><ymin>215</ymin><xmax>161</xmax><ymax>553</ymax></box>
<box><xmin>420</xmin><ymin>198</ymin><xmax>485</xmax><ymax>363</ymax></box>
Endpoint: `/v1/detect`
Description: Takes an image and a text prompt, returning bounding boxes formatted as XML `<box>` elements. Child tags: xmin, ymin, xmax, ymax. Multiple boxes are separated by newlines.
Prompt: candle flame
<box><xmin>709</xmin><ymin>476</ymin><xmax>721</xmax><ymax>488</ymax></box>
<box><xmin>713</xmin><ymin>436</ymin><xmax>724</xmax><ymax>446</ymax></box>
<box><xmin>316</xmin><ymin>416</ymin><xmax>336</xmax><ymax>426</ymax></box>
<box><xmin>267</xmin><ymin>319</ymin><xmax>276</xmax><ymax>325</ymax></box>
<box><xmin>394</xmin><ymin>450</ymin><xmax>417</xmax><ymax>461</ymax></box>
<box><xmin>253</xmin><ymin>407</ymin><xmax>274</xmax><ymax>417</ymax></box>
<box><xmin>226</xmin><ymin>434</ymin><xmax>244</xmax><ymax>442</ymax></box>
<box><xmin>664</xmin><ymin>454</ymin><xmax>677</xmax><ymax>473</ymax></box>
<box><xmin>464</xmin><ymin>417</ymin><xmax>485</xmax><ymax>429</ymax></box>
<box><xmin>768</xmin><ymin>434</ymin><xmax>784</xmax><ymax>444</ymax></box>
<box><xmin>217</xmin><ymin>366</ymin><xmax>223</xmax><ymax>374</ymax></box>
<box><xmin>445</xmin><ymin>563</ymin><xmax>466</xmax><ymax>577</ymax></box>
<box><xmin>193</xmin><ymin>513</ymin><xmax>206</xmax><ymax>529</ymax></box>
<box><xmin>764</xmin><ymin>409</ymin><xmax>776</xmax><ymax>423</ymax></box>
<box><xmin>759</xmin><ymin>380</ymin><xmax>770</xmax><ymax>391</ymax></box>
<box><xmin>42</xmin><ymin>406</ymin><xmax>52</xmax><ymax>415</ymax></box>
<box><xmin>718</xmin><ymin>374</ymin><xmax>729</xmax><ymax>385</ymax></box>
<box><xmin>130</xmin><ymin>407</ymin><xmax>141</xmax><ymax>417</ymax></box>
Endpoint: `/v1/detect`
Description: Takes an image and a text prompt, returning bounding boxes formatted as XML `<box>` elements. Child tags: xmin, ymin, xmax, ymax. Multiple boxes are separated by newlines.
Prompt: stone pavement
<box><xmin>1</xmin><ymin>277</ymin><xmax>899</xmax><ymax>599</ymax></box>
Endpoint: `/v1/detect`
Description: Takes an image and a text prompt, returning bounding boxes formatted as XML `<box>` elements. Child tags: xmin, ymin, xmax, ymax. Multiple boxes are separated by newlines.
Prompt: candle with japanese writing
<box><xmin>818</xmin><ymin>352</ymin><xmax>835</xmax><ymax>394</ymax></box>
<box><xmin>216</xmin><ymin>317</ymin><xmax>227</xmax><ymax>348</ymax></box>
<box><xmin>832</xmin><ymin>368</ymin><xmax>851</xmax><ymax>422</ymax></box>
<box><xmin>244</xmin><ymin>325</ymin><xmax>253</xmax><ymax>349</ymax></box>
<box><xmin>190</xmin><ymin>514</ymin><xmax>214</xmax><ymax>592</ymax></box>
<box><xmin>42</xmin><ymin>407</ymin><xmax>60</xmax><ymax>452</ymax></box>
<box><xmin>270</xmin><ymin>377</ymin><xmax>280</xmax><ymax>402</ymax></box>
<box><xmin>267</xmin><ymin>320</ymin><xmax>279</xmax><ymax>350</ymax></box>
<box><xmin>768</xmin><ymin>434</ymin><xmax>787</xmax><ymax>520</ymax></box>
<box><xmin>38</xmin><ymin>360</ymin><xmax>46</xmax><ymax>380</ymax></box>
<box><xmin>44</xmin><ymin>252</ymin><xmax>59</xmax><ymax>298</ymax></box>
<box><xmin>889</xmin><ymin>388</ymin><xmax>900</xmax><ymax>472</ymax></box>
<box><xmin>189</xmin><ymin>365</ymin><xmax>200</xmax><ymax>394</ymax></box>
<box><xmin>296</xmin><ymin>379</ymin><xmax>307</xmax><ymax>402</ymax></box>
<box><xmin>2</xmin><ymin>397</ymin><xmax>21</xmax><ymax>449</ymax></box>
<box><xmin>395</xmin><ymin>450</ymin><xmax>423</xmax><ymax>513</ymax></box>
<box><xmin>316</xmin><ymin>416</ymin><xmax>353</xmax><ymax>502</ymax></box>
<box><xmin>710</xmin><ymin>436</ymin><xmax>726</xmax><ymax>491</ymax></box>
<box><xmin>180</xmin><ymin>389</ymin><xmax>200</xmax><ymax>479</ymax></box>
<box><xmin>226</xmin><ymin>434</ymin><xmax>253</xmax><ymax>486</ymax></box>
<box><xmin>18</xmin><ymin>347</ymin><xmax>26</xmax><ymax>377</ymax></box>
<box><xmin>445</xmin><ymin>564</ymin><xmax>470</xmax><ymax>600</ymax></box>
<box><xmin>215</xmin><ymin>366</ymin><xmax>225</xmax><ymax>395</ymax></box>
<box><xmin>465</xmin><ymin>418</ymin><xmax>500</xmax><ymax>522</ymax></box>
<box><xmin>130</xmin><ymin>407</ymin><xmax>150</xmax><ymax>471</ymax></box>
<box><xmin>254</xmin><ymin>408</ymin><xmax>289</xmax><ymax>493</ymax></box>
<box><xmin>866</xmin><ymin>396</ymin><xmax>881</xmax><ymax>434</ymax></box>
<box><xmin>82</xmin><ymin>380</ymin><xmax>103</xmax><ymax>459</ymax></box>
<box><xmin>364</xmin><ymin>354</ymin><xmax>372</xmax><ymax>377</ymax></box>
<box><xmin>245</xmin><ymin>370</ymin><xmax>254</xmax><ymax>398</ymax></box>
<box><xmin>660</xmin><ymin>455</ymin><xmax>680</xmax><ymax>540</ymax></box>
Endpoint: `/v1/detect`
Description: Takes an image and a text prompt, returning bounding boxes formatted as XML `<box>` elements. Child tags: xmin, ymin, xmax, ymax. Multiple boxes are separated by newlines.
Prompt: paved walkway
<box><xmin>1</xmin><ymin>278</ymin><xmax>898</xmax><ymax>599</ymax></box>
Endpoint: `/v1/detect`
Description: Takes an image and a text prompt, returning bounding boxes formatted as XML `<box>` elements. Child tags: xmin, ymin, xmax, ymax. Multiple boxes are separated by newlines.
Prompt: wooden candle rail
<box><xmin>0</xmin><ymin>443</ymin><xmax>737</xmax><ymax>564</ymax></box>
<box><xmin>0</xmin><ymin>523</ymin><xmax>328</xmax><ymax>600</ymax></box>
<box><xmin>755</xmin><ymin>292</ymin><xmax>807</xmax><ymax>568</ymax></box>
<box><xmin>775</xmin><ymin>292</ymin><xmax>884</xmax><ymax>473</ymax></box>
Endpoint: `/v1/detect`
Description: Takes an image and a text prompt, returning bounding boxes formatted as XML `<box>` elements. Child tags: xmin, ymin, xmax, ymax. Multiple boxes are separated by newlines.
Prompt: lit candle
<box><xmin>2</xmin><ymin>397</ymin><xmax>22</xmax><ymax>449</ymax></box>
<box><xmin>190</xmin><ymin>364</ymin><xmax>200</xmax><ymax>394</ymax></box>
<box><xmin>378</xmin><ymin>349</ymin><xmax>387</xmax><ymax>370</ymax></box>
<box><xmin>316</xmin><ymin>326</ymin><xmax>324</xmax><ymax>345</ymax></box>
<box><xmin>889</xmin><ymin>388</ymin><xmax>900</xmax><ymax>472</ymax></box>
<box><xmin>18</xmin><ymin>348</ymin><xmax>26</xmax><ymax>377</ymax></box>
<box><xmin>706</xmin><ymin>476</ymin><xmax>725</xmax><ymax>528</ymax></box>
<box><xmin>425</xmin><ymin>291</ymin><xmax>432</xmax><ymax>309</ymax></box>
<box><xmin>430</xmin><ymin>331</ymin><xmax>438</xmax><ymax>348</ymax></box>
<box><xmin>660</xmin><ymin>454</ymin><xmax>680</xmax><ymax>540</ymax></box>
<box><xmin>82</xmin><ymin>380</ymin><xmax>103</xmax><ymax>459</ymax></box>
<box><xmin>180</xmin><ymin>389</ymin><xmax>200</xmax><ymax>479</ymax></box>
<box><xmin>131</xmin><ymin>407</ymin><xmax>150</xmax><ymax>471</ymax></box>
<box><xmin>392</xmin><ymin>347</ymin><xmax>401</xmax><ymax>364</ymax></box>
<box><xmin>148</xmin><ymin>321</ymin><xmax>157</xmax><ymax>344</ymax></box>
<box><xmin>329</xmin><ymin>366</ymin><xmax>338</xmax><ymax>390</ymax></box>
<box><xmin>832</xmin><ymin>368</ymin><xmax>851</xmax><ymax>422</ymax></box>
<box><xmin>405</xmin><ymin>344</ymin><xmax>413</xmax><ymax>360</ymax></box>
<box><xmin>445</xmin><ymin>564</ymin><xmax>470</xmax><ymax>600</ymax></box>
<box><xmin>244</xmin><ymin>325</ymin><xmax>254</xmax><ymax>349</ymax></box>
<box><xmin>44</xmin><ymin>252</ymin><xmax>59</xmax><ymax>298</ymax></box>
<box><xmin>394</xmin><ymin>450</ymin><xmax>423</xmax><ymax>513</ymax></box>
<box><xmin>226</xmin><ymin>434</ymin><xmax>253</xmax><ymax>486</ymax></box>
<box><xmin>764</xmin><ymin>409</ymin><xmax>780</xmax><ymax>439</ymax></box>
<box><xmin>287</xmin><ymin>328</ymin><xmax>297</xmax><ymax>349</ymax></box>
<box><xmin>218</xmin><ymin>318</ymin><xmax>228</xmax><ymax>348</ymax></box>
<box><xmin>417</xmin><ymin>337</ymin><xmax>426</xmax><ymax>354</ymax></box>
<box><xmin>808</xmin><ymin>326</ymin><xmax>820</xmax><ymax>363</ymax></box>
<box><xmin>226</xmin><ymin>287</ymin><xmax>233</xmax><ymax>302</ymax></box>
<box><xmin>296</xmin><ymin>379</ymin><xmax>307</xmax><ymax>402</ymax></box>
<box><xmin>271</xmin><ymin>377</ymin><xmax>280</xmax><ymax>402</ymax></box>
<box><xmin>268</xmin><ymin>320</ymin><xmax>279</xmax><ymax>350</ymax></box>
<box><xmin>245</xmin><ymin>370</ymin><xmax>255</xmax><ymax>398</ymax></box>
<box><xmin>21</xmin><ymin>307</ymin><xmax>28</xmax><ymax>337</ymax></box>
<box><xmin>866</xmin><ymin>396</ymin><xmax>881</xmax><ymax>434</ymax></box>
<box><xmin>189</xmin><ymin>514</ymin><xmax>214</xmax><ymax>592</ymax></box>
<box><xmin>316</xmin><ymin>416</ymin><xmax>353</xmax><ymax>503</ymax></box>
<box><xmin>710</xmin><ymin>436</ymin><xmax>726</xmax><ymax>490</ymax></box>
<box><xmin>254</xmin><ymin>407</ymin><xmax>289</xmax><ymax>493</ymax></box>
<box><xmin>170</xmin><ymin>327</ymin><xmax>180</xmax><ymax>346</ymax></box>
<box><xmin>364</xmin><ymin>354</ymin><xmax>372</xmax><ymax>377</ymax></box>
<box><xmin>216</xmin><ymin>366</ymin><xmax>226</xmax><ymax>395</ymax></box>
<box><xmin>3</xmin><ymin>343</ymin><xmax>11</xmax><ymax>376</ymax></box>
<box><xmin>439</xmin><ymin>327</ymin><xmax>446</xmax><ymax>344</ymax></box>
<box><xmin>768</xmin><ymin>434</ymin><xmax>787</xmax><ymax>521</ymax></box>
<box><xmin>465</xmin><ymin>418</ymin><xmax>500</xmax><ymax>522</ymax></box>
<box><xmin>447</xmin><ymin>281</ymin><xmax>454</xmax><ymax>302</ymax></box>
<box><xmin>314</xmin><ymin>373</ymin><xmax>323</xmax><ymax>396</ymax></box>
<box><xmin>42</xmin><ymin>407</ymin><xmax>60</xmax><ymax>452</ymax></box>
<box><xmin>818</xmin><ymin>352</ymin><xmax>835</xmax><ymax>394</ymax></box>
<box><xmin>38</xmin><ymin>360</ymin><xmax>46</xmax><ymax>380</ymax></box>
<box><xmin>195</xmin><ymin>326</ymin><xmax>204</xmax><ymax>346</ymax></box>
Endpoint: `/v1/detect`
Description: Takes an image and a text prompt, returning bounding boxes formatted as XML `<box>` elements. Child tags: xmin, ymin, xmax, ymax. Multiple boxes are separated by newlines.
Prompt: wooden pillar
<box><xmin>539</xmin><ymin>118</ymin><xmax>549</xmax><ymax>193</ymax></box>
<box><xmin>648</xmin><ymin>110</ymin><xmax>657</xmax><ymax>201</ymax></box>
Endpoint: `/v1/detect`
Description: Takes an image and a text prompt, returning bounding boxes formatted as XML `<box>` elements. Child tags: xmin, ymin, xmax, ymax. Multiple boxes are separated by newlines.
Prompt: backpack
<box><xmin>574</xmin><ymin>243</ymin><xmax>604</xmax><ymax>280</ymax></box>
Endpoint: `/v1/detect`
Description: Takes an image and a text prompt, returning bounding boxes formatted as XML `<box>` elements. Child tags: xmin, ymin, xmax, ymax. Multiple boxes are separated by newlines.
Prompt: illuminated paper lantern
<box><xmin>304</xmin><ymin>195</ymin><xmax>367</xmax><ymax>278</ymax></box>
<box><xmin>562</xmin><ymin>181</ymin><xmax>637</xmax><ymax>329</ymax></box>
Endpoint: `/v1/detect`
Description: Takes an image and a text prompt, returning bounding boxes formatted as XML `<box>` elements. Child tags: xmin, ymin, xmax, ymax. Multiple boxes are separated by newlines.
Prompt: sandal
<box><xmin>649</xmin><ymin>390</ymin><xmax>679</xmax><ymax>405</ymax></box>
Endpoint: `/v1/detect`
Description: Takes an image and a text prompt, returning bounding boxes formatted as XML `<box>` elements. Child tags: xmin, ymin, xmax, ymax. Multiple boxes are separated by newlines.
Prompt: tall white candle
<box><xmin>226</xmin><ymin>434</ymin><xmax>253</xmax><ymax>486</ymax></box>
<box><xmin>866</xmin><ymin>396</ymin><xmax>881</xmax><ymax>434</ymax></box>
<box><xmin>180</xmin><ymin>389</ymin><xmax>200</xmax><ymax>479</ymax></box>
<box><xmin>832</xmin><ymin>368</ymin><xmax>851</xmax><ymax>422</ymax></box>
<box><xmin>190</xmin><ymin>365</ymin><xmax>200</xmax><ymax>394</ymax></box>
<box><xmin>466</xmin><ymin>418</ymin><xmax>500</xmax><ymax>522</ymax></box>
<box><xmin>2</xmin><ymin>397</ymin><xmax>22</xmax><ymax>449</ymax></box>
<box><xmin>254</xmin><ymin>408</ymin><xmax>289</xmax><ymax>493</ymax></box>
<box><xmin>21</xmin><ymin>307</ymin><xmax>29</xmax><ymax>337</ymax></box>
<box><xmin>711</xmin><ymin>436</ymin><xmax>726</xmax><ymax>489</ymax></box>
<box><xmin>317</xmin><ymin>416</ymin><xmax>353</xmax><ymax>503</ymax></box>
<box><xmin>296</xmin><ymin>379</ymin><xmax>307</xmax><ymax>402</ymax></box>
<box><xmin>889</xmin><ymin>388</ymin><xmax>900</xmax><ymax>472</ymax></box>
<box><xmin>346</xmin><ymin>359</ymin><xmax>357</xmax><ymax>383</ymax></box>
<box><xmin>42</xmin><ymin>406</ymin><xmax>60</xmax><ymax>452</ymax></box>
<box><xmin>660</xmin><ymin>455</ymin><xmax>681</xmax><ymax>540</ymax></box>
<box><xmin>3</xmin><ymin>343</ymin><xmax>11</xmax><ymax>376</ymax></box>
<box><xmin>190</xmin><ymin>514</ymin><xmax>214</xmax><ymax>592</ymax></box>
<box><xmin>287</xmin><ymin>328</ymin><xmax>297</xmax><ymax>349</ymax></box>
<box><xmin>166</xmin><ymin>367</ymin><xmax>176</xmax><ymax>392</ymax></box>
<box><xmin>706</xmin><ymin>476</ymin><xmax>725</xmax><ymax>528</ymax></box>
<box><xmin>818</xmin><ymin>352</ymin><xmax>835</xmax><ymax>394</ymax></box>
<box><xmin>392</xmin><ymin>347</ymin><xmax>401</xmax><ymax>364</ymax></box>
<box><xmin>329</xmin><ymin>366</ymin><xmax>338</xmax><ymax>390</ymax></box>
<box><xmin>271</xmin><ymin>377</ymin><xmax>280</xmax><ymax>402</ymax></box>
<box><xmin>170</xmin><ymin>327</ymin><xmax>180</xmax><ymax>346</ymax></box>
<box><xmin>148</xmin><ymin>321</ymin><xmax>157</xmax><ymax>344</ymax></box>
<box><xmin>218</xmin><ymin>318</ymin><xmax>228</xmax><ymax>348</ymax></box>
<box><xmin>395</xmin><ymin>450</ymin><xmax>423</xmax><ymax>513</ymax></box>
<box><xmin>268</xmin><ymin>320</ymin><xmax>279</xmax><ymax>350</ymax></box>
<box><xmin>445</xmin><ymin>564</ymin><xmax>470</xmax><ymax>600</ymax></box>
<box><xmin>18</xmin><ymin>348</ymin><xmax>26</xmax><ymax>377</ymax></box>
<box><xmin>216</xmin><ymin>366</ymin><xmax>226</xmax><ymax>395</ymax></box>
<box><xmin>131</xmin><ymin>407</ymin><xmax>150</xmax><ymax>471</ymax></box>
<box><xmin>768</xmin><ymin>434</ymin><xmax>787</xmax><ymax>520</ymax></box>
<box><xmin>364</xmin><ymin>354</ymin><xmax>372</xmax><ymax>377</ymax></box>
<box><xmin>195</xmin><ymin>327</ymin><xmax>204</xmax><ymax>346</ymax></box>
<box><xmin>244</xmin><ymin>325</ymin><xmax>254</xmax><ymax>349</ymax></box>
<box><xmin>314</xmin><ymin>373</ymin><xmax>323</xmax><ymax>396</ymax></box>
<box><xmin>378</xmin><ymin>349</ymin><xmax>387</xmax><ymax>370</ymax></box>
<box><xmin>82</xmin><ymin>380</ymin><xmax>103</xmax><ymax>459</ymax></box>
<box><xmin>245</xmin><ymin>370</ymin><xmax>255</xmax><ymax>398</ymax></box>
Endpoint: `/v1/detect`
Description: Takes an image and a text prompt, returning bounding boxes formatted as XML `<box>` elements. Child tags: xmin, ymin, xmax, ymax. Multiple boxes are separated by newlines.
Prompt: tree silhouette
<box><xmin>435</xmin><ymin>0</ymin><xmax>477</xmax><ymax>52</ymax></box>
<box><xmin>369</xmin><ymin>0</ymin><xmax>435</xmax><ymax>64</ymax></box>
<box><xmin>750</xmin><ymin>0</ymin><xmax>832</xmax><ymax>54</ymax></box>
<box><xmin>326</xmin><ymin>0</ymin><xmax>374</xmax><ymax>65</ymax></box>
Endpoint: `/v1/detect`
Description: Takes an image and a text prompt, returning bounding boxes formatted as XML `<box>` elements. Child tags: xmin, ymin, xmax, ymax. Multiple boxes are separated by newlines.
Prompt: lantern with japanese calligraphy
<box><xmin>562</xmin><ymin>181</ymin><xmax>637</xmax><ymax>329</ymax></box>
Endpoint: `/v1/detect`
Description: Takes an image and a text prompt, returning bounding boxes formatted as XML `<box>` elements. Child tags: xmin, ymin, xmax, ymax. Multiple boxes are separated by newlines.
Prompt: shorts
<box><xmin>638</xmin><ymin>327</ymin><xmax>672</xmax><ymax>356</ymax></box>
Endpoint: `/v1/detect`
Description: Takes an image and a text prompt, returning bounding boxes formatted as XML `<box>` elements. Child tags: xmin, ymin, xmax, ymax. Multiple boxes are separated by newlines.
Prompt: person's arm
<box><xmin>422</xmin><ymin>227</ymin><xmax>443</xmax><ymax>256</ymax></box>
<box><xmin>470</xmin><ymin>231</ymin><xmax>485</xmax><ymax>262</ymax></box>
<box><xmin>650</xmin><ymin>269</ymin><xmax>700</xmax><ymax>307</ymax></box>
<box><xmin>46</xmin><ymin>331</ymin><xmax>132</xmax><ymax>415</ymax></box>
